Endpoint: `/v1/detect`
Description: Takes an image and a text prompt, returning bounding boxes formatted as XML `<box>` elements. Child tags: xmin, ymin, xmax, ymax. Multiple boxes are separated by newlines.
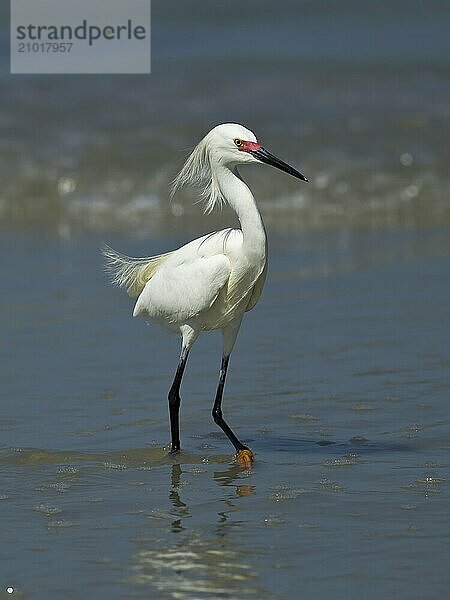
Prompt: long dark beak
<box><xmin>249</xmin><ymin>147</ymin><xmax>308</xmax><ymax>182</ymax></box>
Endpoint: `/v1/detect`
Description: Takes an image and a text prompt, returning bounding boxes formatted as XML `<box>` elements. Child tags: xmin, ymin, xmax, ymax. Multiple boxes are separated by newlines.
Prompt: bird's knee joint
<box><xmin>212</xmin><ymin>408</ymin><xmax>222</xmax><ymax>424</ymax></box>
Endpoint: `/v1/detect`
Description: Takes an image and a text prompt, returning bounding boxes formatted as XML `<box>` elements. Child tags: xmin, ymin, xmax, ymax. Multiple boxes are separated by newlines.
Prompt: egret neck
<box><xmin>215</xmin><ymin>163</ymin><xmax>267</xmax><ymax>258</ymax></box>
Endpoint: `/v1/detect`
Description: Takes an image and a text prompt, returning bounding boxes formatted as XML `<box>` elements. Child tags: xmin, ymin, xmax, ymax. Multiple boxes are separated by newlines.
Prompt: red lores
<box><xmin>239</xmin><ymin>140</ymin><xmax>261</xmax><ymax>152</ymax></box>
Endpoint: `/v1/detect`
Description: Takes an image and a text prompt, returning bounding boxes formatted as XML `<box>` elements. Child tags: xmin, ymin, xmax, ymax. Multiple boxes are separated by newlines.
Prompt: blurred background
<box><xmin>1</xmin><ymin>0</ymin><xmax>449</xmax><ymax>236</ymax></box>
<box><xmin>1</xmin><ymin>2</ymin><xmax>450</xmax><ymax>599</ymax></box>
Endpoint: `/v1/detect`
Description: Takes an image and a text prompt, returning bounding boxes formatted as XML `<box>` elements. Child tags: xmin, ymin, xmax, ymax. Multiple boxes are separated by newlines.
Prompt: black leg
<box><xmin>212</xmin><ymin>356</ymin><xmax>249</xmax><ymax>452</ymax></box>
<box><xmin>168</xmin><ymin>347</ymin><xmax>189</xmax><ymax>453</ymax></box>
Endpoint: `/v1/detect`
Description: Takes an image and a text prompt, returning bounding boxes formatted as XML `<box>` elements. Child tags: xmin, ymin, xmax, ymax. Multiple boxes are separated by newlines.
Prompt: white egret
<box><xmin>103</xmin><ymin>123</ymin><xmax>307</xmax><ymax>466</ymax></box>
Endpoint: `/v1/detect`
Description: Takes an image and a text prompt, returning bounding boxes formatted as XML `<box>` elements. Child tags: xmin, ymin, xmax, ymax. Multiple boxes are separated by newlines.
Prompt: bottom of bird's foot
<box><xmin>235</xmin><ymin>448</ymin><xmax>254</xmax><ymax>467</ymax></box>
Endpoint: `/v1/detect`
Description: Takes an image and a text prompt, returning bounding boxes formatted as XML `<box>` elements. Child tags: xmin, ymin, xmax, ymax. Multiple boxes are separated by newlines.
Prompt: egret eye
<box><xmin>234</xmin><ymin>138</ymin><xmax>243</xmax><ymax>147</ymax></box>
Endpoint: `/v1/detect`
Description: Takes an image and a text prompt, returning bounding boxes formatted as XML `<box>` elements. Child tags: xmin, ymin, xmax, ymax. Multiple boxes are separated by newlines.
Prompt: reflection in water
<box><xmin>128</xmin><ymin>464</ymin><xmax>263</xmax><ymax>597</ymax></box>
<box><xmin>169</xmin><ymin>464</ymin><xmax>189</xmax><ymax>534</ymax></box>
<box><xmin>213</xmin><ymin>463</ymin><xmax>253</xmax><ymax>487</ymax></box>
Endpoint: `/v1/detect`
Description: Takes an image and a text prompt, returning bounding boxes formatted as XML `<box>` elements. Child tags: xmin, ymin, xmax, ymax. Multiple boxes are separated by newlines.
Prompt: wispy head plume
<box><xmin>170</xmin><ymin>132</ymin><xmax>225</xmax><ymax>214</ymax></box>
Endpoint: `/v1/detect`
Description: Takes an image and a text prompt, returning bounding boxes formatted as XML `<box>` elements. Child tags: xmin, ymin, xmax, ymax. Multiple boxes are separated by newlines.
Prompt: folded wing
<box><xmin>133</xmin><ymin>253</ymin><xmax>231</xmax><ymax>323</ymax></box>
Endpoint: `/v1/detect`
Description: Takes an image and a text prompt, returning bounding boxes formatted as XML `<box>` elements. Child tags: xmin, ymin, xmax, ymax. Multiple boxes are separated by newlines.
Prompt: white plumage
<box><xmin>103</xmin><ymin>123</ymin><xmax>307</xmax><ymax>465</ymax></box>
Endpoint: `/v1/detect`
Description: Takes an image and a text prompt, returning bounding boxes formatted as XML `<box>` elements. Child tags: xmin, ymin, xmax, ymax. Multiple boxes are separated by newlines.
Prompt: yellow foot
<box><xmin>235</xmin><ymin>448</ymin><xmax>254</xmax><ymax>467</ymax></box>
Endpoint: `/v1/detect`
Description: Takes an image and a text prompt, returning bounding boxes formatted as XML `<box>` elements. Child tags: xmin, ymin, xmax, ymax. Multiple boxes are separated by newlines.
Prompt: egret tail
<box><xmin>102</xmin><ymin>244</ymin><xmax>171</xmax><ymax>298</ymax></box>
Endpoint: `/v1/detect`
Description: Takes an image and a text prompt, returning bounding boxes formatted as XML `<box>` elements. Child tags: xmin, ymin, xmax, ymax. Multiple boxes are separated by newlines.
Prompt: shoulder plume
<box><xmin>170</xmin><ymin>133</ymin><xmax>225</xmax><ymax>214</ymax></box>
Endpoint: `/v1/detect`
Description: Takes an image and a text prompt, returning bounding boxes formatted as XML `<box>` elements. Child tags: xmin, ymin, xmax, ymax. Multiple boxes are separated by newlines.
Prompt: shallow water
<box><xmin>1</xmin><ymin>228</ymin><xmax>449</xmax><ymax>598</ymax></box>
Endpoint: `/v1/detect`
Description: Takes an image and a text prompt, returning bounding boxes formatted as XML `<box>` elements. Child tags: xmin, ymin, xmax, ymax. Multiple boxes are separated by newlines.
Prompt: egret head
<box><xmin>204</xmin><ymin>123</ymin><xmax>260</xmax><ymax>165</ymax></box>
<box><xmin>171</xmin><ymin>123</ymin><xmax>307</xmax><ymax>213</ymax></box>
<box><xmin>206</xmin><ymin>124</ymin><xmax>308</xmax><ymax>182</ymax></box>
